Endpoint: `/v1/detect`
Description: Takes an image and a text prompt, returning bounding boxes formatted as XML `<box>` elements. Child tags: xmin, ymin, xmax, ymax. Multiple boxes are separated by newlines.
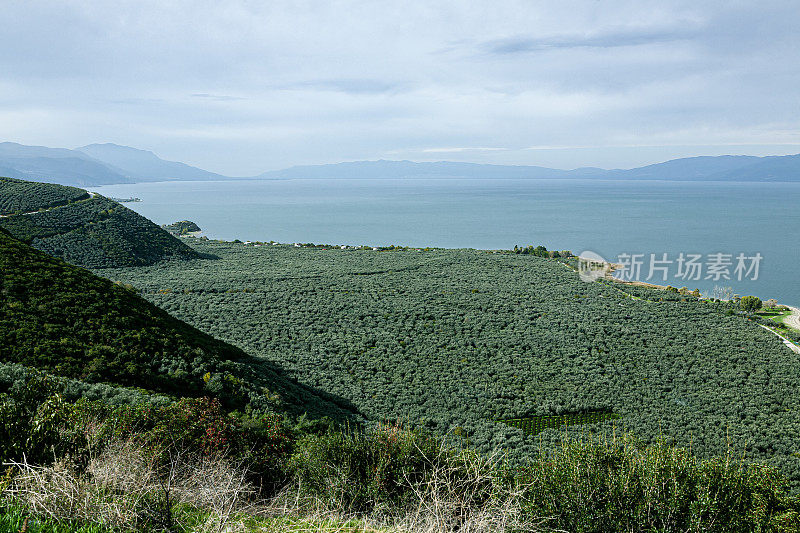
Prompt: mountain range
<box><xmin>0</xmin><ymin>141</ymin><xmax>798</xmax><ymax>186</ymax></box>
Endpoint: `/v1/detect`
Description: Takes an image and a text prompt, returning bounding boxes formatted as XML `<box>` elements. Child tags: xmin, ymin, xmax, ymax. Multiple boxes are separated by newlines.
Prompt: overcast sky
<box><xmin>2</xmin><ymin>1</ymin><xmax>799</xmax><ymax>175</ymax></box>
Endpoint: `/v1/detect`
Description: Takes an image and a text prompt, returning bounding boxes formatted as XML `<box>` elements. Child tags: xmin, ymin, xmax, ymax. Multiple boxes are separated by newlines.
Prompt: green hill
<box><xmin>0</xmin><ymin>228</ymin><xmax>355</xmax><ymax>419</ymax></box>
<box><xmin>0</xmin><ymin>179</ymin><xmax>199</xmax><ymax>268</ymax></box>
<box><xmin>0</xmin><ymin>176</ymin><xmax>90</xmax><ymax>215</ymax></box>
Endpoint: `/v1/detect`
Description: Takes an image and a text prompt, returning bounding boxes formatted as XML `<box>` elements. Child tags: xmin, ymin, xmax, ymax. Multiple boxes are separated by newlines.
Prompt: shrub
<box><xmin>290</xmin><ymin>423</ymin><xmax>443</xmax><ymax>512</ymax></box>
<box><xmin>519</xmin><ymin>435</ymin><xmax>800</xmax><ymax>532</ymax></box>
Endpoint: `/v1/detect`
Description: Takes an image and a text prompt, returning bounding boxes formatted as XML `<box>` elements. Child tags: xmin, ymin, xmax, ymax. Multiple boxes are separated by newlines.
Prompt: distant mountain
<box><xmin>0</xmin><ymin>142</ymin><xmax>130</xmax><ymax>186</ymax></box>
<box><xmin>257</xmin><ymin>154</ymin><xmax>800</xmax><ymax>181</ymax></box>
<box><xmin>1</xmin><ymin>140</ymin><xmax>799</xmax><ymax>184</ymax></box>
<box><xmin>706</xmin><ymin>153</ymin><xmax>800</xmax><ymax>181</ymax></box>
<box><xmin>608</xmin><ymin>155</ymin><xmax>764</xmax><ymax>180</ymax></box>
<box><xmin>257</xmin><ymin>159</ymin><xmax>572</xmax><ymax>179</ymax></box>
<box><xmin>77</xmin><ymin>143</ymin><xmax>228</xmax><ymax>182</ymax></box>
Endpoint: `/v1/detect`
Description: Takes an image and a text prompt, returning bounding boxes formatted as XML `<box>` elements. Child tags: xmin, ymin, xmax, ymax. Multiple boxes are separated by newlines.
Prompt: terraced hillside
<box><xmin>0</xmin><ymin>228</ymin><xmax>355</xmax><ymax>419</ymax></box>
<box><xmin>0</xmin><ymin>178</ymin><xmax>198</xmax><ymax>268</ymax></box>
<box><xmin>0</xmin><ymin>176</ymin><xmax>89</xmax><ymax>215</ymax></box>
<box><xmin>100</xmin><ymin>240</ymin><xmax>800</xmax><ymax>485</ymax></box>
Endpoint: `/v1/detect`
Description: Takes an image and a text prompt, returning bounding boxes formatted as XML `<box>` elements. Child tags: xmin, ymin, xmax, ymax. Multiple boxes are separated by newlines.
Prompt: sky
<box><xmin>1</xmin><ymin>0</ymin><xmax>799</xmax><ymax>175</ymax></box>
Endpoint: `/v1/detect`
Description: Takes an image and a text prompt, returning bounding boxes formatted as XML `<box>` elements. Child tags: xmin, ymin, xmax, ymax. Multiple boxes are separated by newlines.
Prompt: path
<box><xmin>785</xmin><ymin>306</ymin><xmax>800</xmax><ymax>332</ymax></box>
<box><xmin>758</xmin><ymin>324</ymin><xmax>800</xmax><ymax>355</ymax></box>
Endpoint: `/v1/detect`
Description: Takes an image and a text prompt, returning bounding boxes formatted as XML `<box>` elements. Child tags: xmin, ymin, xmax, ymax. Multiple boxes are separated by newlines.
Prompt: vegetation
<box><xmin>162</xmin><ymin>220</ymin><xmax>201</xmax><ymax>235</ymax></box>
<box><xmin>1</xmin><ymin>380</ymin><xmax>799</xmax><ymax>532</ymax></box>
<box><xmin>3</xmin><ymin>179</ymin><xmax>800</xmax><ymax>529</ymax></box>
<box><xmin>740</xmin><ymin>295</ymin><xmax>763</xmax><ymax>314</ymax></box>
<box><xmin>98</xmin><ymin>239</ymin><xmax>800</xmax><ymax>489</ymax></box>
<box><xmin>0</xmin><ymin>176</ymin><xmax>89</xmax><ymax>216</ymax></box>
<box><xmin>0</xmin><ymin>228</ymin><xmax>354</xmax><ymax>418</ymax></box>
<box><xmin>501</xmin><ymin>411</ymin><xmax>621</xmax><ymax>436</ymax></box>
<box><xmin>0</xmin><ymin>191</ymin><xmax>198</xmax><ymax>268</ymax></box>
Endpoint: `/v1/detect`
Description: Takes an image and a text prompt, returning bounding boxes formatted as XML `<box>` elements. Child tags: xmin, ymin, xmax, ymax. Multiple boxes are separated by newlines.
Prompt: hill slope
<box><xmin>0</xmin><ymin>228</ymin><xmax>354</xmax><ymax>419</ymax></box>
<box><xmin>0</xmin><ymin>176</ymin><xmax>90</xmax><ymax>215</ymax></box>
<box><xmin>0</xmin><ymin>179</ymin><xmax>199</xmax><ymax>268</ymax></box>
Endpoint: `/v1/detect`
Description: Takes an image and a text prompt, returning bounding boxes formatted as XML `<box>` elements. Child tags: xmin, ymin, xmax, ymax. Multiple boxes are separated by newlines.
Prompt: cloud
<box><xmin>422</xmin><ymin>147</ymin><xmax>508</xmax><ymax>153</ymax></box>
<box><xmin>0</xmin><ymin>1</ymin><xmax>798</xmax><ymax>174</ymax></box>
<box><xmin>483</xmin><ymin>26</ymin><xmax>700</xmax><ymax>55</ymax></box>
<box><xmin>191</xmin><ymin>93</ymin><xmax>246</xmax><ymax>101</ymax></box>
<box><xmin>283</xmin><ymin>79</ymin><xmax>406</xmax><ymax>95</ymax></box>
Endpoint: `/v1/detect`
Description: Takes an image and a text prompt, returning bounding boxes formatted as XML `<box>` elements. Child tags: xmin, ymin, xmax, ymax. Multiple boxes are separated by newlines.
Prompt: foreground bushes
<box><xmin>2</xmin><ymin>388</ymin><xmax>800</xmax><ymax>532</ymax></box>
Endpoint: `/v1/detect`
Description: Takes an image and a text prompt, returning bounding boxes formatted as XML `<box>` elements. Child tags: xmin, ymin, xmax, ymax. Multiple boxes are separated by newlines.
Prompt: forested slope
<box><xmin>0</xmin><ymin>228</ymin><xmax>355</xmax><ymax>419</ymax></box>
<box><xmin>0</xmin><ymin>180</ymin><xmax>198</xmax><ymax>267</ymax></box>
<box><xmin>101</xmin><ymin>240</ymin><xmax>800</xmax><ymax>486</ymax></box>
<box><xmin>0</xmin><ymin>176</ymin><xmax>89</xmax><ymax>215</ymax></box>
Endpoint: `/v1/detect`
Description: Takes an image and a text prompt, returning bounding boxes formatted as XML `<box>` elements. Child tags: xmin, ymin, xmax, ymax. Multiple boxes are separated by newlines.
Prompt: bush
<box><xmin>519</xmin><ymin>435</ymin><xmax>800</xmax><ymax>532</ymax></box>
<box><xmin>290</xmin><ymin>423</ymin><xmax>444</xmax><ymax>512</ymax></box>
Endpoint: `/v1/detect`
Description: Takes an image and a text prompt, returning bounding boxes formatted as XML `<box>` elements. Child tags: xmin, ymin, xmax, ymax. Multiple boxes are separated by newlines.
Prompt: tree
<box><xmin>739</xmin><ymin>296</ymin><xmax>762</xmax><ymax>314</ymax></box>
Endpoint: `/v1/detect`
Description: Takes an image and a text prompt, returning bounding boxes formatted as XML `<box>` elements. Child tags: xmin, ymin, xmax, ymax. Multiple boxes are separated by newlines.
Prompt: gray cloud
<box><xmin>0</xmin><ymin>1</ymin><xmax>797</xmax><ymax>174</ymax></box>
<box><xmin>275</xmin><ymin>79</ymin><xmax>405</xmax><ymax>95</ymax></box>
<box><xmin>483</xmin><ymin>27</ymin><xmax>701</xmax><ymax>55</ymax></box>
<box><xmin>191</xmin><ymin>93</ymin><xmax>246</xmax><ymax>101</ymax></box>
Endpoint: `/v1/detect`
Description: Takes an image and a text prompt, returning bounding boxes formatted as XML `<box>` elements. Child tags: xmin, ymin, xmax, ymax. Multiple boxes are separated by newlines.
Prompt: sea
<box><xmin>91</xmin><ymin>178</ymin><xmax>800</xmax><ymax>307</ymax></box>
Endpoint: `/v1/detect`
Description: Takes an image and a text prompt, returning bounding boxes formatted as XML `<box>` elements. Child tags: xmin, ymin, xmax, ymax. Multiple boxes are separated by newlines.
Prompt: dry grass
<box><xmin>3</xmin><ymin>437</ymin><xmax>538</xmax><ymax>533</ymax></box>
<box><xmin>4</xmin><ymin>439</ymin><xmax>255</xmax><ymax>532</ymax></box>
<box><xmin>253</xmin><ymin>443</ymin><xmax>541</xmax><ymax>533</ymax></box>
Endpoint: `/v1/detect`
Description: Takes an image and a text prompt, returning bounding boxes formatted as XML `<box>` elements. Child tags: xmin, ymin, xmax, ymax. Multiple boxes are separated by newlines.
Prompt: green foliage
<box><xmin>0</xmin><ymin>382</ymin><xmax>297</xmax><ymax>491</ymax></box>
<box><xmin>740</xmin><ymin>295</ymin><xmax>763</xmax><ymax>314</ymax></box>
<box><xmin>3</xmin><ymin>384</ymin><xmax>800</xmax><ymax>530</ymax></box>
<box><xmin>100</xmin><ymin>240</ymin><xmax>800</xmax><ymax>488</ymax></box>
<box><xmin>520</xmin><ymin>435</ymin><xmax>800</xmax><ymax>532</ymax></box>
<box><xmin>0</xmin><ymin>177</ymin><xmax>89</xmax><ymax>216</ymax></box>
<box><xmin>0</xmin><ymin>501</ymin><xmax>112</xmax><ymax>532</ymax></box>
<box><xmin>0</xmin><ymin>230</ymin><xmax>356</xmax><ymax>419</ymax></box>
<box><xmin>501</xmin><ymin>411</ymin><xmax>621</xmax><ymax>436</ymax></box>
<box><xmin>0</xmin><ymin>192</ymin><xmax>198</xmax><ymax>268</ymax></box>
<box><xmin>513</xmin><ymin>243</ymin><xmax>552</xmax><ymax>257</ymax></box>
<box><xmin>291</xmin><ymin>423</ymin><xmax>444</xmax><ymax>512</ymax></box>
<box><xmin>162</xmin><ymin>220</ymin><xmax>201</xmax><ymax>235</ymax></box>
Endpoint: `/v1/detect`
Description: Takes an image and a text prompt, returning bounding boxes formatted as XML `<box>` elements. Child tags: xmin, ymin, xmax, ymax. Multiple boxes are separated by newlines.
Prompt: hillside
<box><xmin>0</xmin><ymin>179</ymin><xmax>199</xmax><ymax>268</ymax></box>
<box><xmin>101</xmin><ymin>240</ymin><xmax>800</xmax><ymax>486</ymax></box>
<box><xmin>0</xmin><ymin>176</ymin><xmax>90</xmax><ymax>215</ymax></box>
<box><xmin>0</xmin><ymin>227</ymin><xmax>354</xmax><ymax>419</ymax></box>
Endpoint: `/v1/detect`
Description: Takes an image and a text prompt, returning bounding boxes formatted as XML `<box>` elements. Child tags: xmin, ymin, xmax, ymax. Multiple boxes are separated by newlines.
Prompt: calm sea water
<box><xmin>92</xmin><ymin>178</ymin><xmax>800</xmax><ymax>307</ymax></box>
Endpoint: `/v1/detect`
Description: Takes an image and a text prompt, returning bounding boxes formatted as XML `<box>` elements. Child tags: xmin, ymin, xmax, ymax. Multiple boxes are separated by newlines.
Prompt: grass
<box><xmin>757</xmin><ymin>307</ymin><xmax>800</xmax><ymax>345</ymax></box>
<box><xmin>0</xmin><ymin>502</ymin><xmax>111</xmax><ymax>533</ymax></box>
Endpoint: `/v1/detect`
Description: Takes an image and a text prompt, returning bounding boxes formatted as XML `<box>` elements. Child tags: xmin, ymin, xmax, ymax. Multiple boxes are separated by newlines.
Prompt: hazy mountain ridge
<box><xmin>76</xmin><ymin>143</ymin><xmax>228</xmax><ymax>182</ymax></box>
<box><xmin>257</xmin><ymin>159</ymin><xmax>573</xmax><ymax>179</ymax></box>
<box><xmin>259</xmin><ymin>153</ymin><xmax>800</xmax><ymax>181</ymax></box>
<box><xmin>1</xmin><ymin>141</ymin><xmax>799</xmax><ymax>185</ymax></box>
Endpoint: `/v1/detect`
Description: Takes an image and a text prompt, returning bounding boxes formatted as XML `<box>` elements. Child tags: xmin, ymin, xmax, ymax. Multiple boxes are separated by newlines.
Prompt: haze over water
<box><xmin>94</xmin><ymin>178</ymin><xmax>800</xmax><ymax>307</ymax></box>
